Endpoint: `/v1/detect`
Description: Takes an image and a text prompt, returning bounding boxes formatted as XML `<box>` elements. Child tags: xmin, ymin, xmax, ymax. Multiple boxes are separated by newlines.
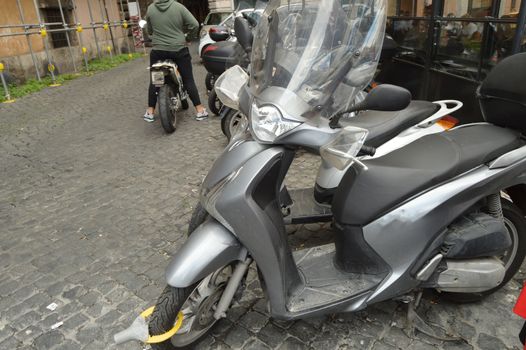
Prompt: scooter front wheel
<box><xmin>149</xmin><ymin>265</ymin><xmax>233</xmax><ymax>349</ymax></box>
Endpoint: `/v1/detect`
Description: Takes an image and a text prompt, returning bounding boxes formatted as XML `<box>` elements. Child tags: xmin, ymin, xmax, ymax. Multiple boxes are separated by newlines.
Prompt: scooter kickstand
<box><xmin>404</xmin><ymin>292</ymin><xmax>462</xmax><ymax>342</ymax></box>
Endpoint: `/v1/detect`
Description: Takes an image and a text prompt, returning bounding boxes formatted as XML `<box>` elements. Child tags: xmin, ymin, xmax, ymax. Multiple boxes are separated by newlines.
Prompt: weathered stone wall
<box><xmin>0</xmin><ymin>0</ymin><xmax>129</xmax><ymax>82</ymax></box>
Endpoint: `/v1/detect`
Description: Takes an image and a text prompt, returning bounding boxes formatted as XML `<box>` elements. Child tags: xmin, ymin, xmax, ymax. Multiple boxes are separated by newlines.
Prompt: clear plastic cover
<box><xmin>250</xmin><ymin>0</ymin><xmax>386</xmax><ymax>116</ymax></box>
<box><xmin>320</xmin><ymin>126</ymin><xmax>369</xmax><ymax>170</ymax></box>
<box><xmin>215</xmin><ymin>65</ymin><xmax>249</xmax><ymax>110</ymax></box>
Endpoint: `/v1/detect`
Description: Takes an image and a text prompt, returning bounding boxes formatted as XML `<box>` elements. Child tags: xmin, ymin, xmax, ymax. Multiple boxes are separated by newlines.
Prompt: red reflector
<box><xmin>203</xmin><ymin>45</ymin><xmax>218</xmax><ymax>55</ymax></box>
<box><xmin>514</xmin><ymin>285</ymin><xmax>526</xmax><ymax>319</ymax></box>
<box><xmin>437</xmin><ymin>115</ymin><xmax>459</xmax><ymax>130</ymax></box>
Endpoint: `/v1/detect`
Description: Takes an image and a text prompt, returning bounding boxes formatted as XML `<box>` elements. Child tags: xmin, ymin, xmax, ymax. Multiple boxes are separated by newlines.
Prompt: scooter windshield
<box><xmin>250</xmin><ymin>0</ymin><xmax>386</xmax><ymax>115</ymax></box>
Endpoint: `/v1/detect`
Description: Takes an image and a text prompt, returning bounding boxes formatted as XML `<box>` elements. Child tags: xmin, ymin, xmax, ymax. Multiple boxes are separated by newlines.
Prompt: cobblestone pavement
<box><xmin>1</xmin><ymin>44</ymin><xmax>525</xmax><ymax>350</ymax></box>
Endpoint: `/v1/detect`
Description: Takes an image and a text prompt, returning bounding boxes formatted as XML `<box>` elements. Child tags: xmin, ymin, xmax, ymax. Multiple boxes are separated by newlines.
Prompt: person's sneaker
<box><xmin>143</xmin><ymin>112</ymin><xmax>155</xmax><ymax>123</ymax></box>
<box><xmin>196</xmin><ymin>110</ymin><xmax>208</xmax><ymax>121</ymax></box>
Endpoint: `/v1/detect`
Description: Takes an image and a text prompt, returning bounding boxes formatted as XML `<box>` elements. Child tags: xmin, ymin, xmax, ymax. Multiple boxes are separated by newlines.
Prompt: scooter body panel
<box><xmin>206</xmin><ymin>145</ymin><xmax>303</xmax><ymax>316</ymax></box>
<box><xmin>362</xmin><ymin>158</ymin><xmax>526</xmax><ymax>304</ymax></box>
<box><xmin>165</xmin><ymin>218</ymin><xmax>243</xmax><ymax>288</ymax></box>
<box><xmin>198</xmin><ymin>140</ymin><xmax>382</xmax><ymax>319</ymax></box>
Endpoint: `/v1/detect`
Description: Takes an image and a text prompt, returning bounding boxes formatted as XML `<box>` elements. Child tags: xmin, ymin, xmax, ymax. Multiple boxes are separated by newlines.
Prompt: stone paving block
<box><xmin>441</xmin><ymin>341</ymin><xmax>474</xmax><ymax>350</ymax></box>
<box><xmin>64</xmin><ymin>312</ymin><xmax>90</xmax><ymax>331</ymax></box>
<box><xmin>0</xmin><ymin>278</ymin><xmax>19</xmax><ymax>297</ymax></box>
<box><xmin>407</xmin><ymin>339</ymin><xmax>438</xmax><ymax>350</ymax></box>
<box><xmin>0</xmin><ymin>336</ymin><xmax>24</xmax><ymax>350</ymax></box>
<box><xmin>239</xmin><ymin>311</ymin><xmax>269</xmax><ymax>333</ymax></box>
<box><xmin>54</xmin><ymin>340</ymin><xmax>83</xmax><ymax>350</ymax></box>
<box><xmin>227</xmin><ymin>304</ymin><xmax>250</xmax><ymax>323</ymax></box>
<box><xmin>476</xmin><ymin>332</ymin><xmax>508</xmax><ymax>350</ymax></box>
<box><xmin>287</xmin><ymin>320</ymin><xmax>318</xmax><ymax>343</ymax></box>
<box><xmin>310</xmin><ymin>331</ymin><xmax>340</xmax><ymax>349</ymax></box>
<box><xmin>75</xmin><ymin>325</ymin><xmax>103</xmax><ymax>345</ymax></box>
<box><xmin>257</xmin><ymin>322</ymin><xmax>288</xmax><ymax>348</ymax></box>
<box><xmin>0</xmin><ymin>325</ymin><xmax>15</xmax><ymax>343</ymax></box>
<box><xmin>224</xmin><ymin>324</ymin><xmax>252</xmax><ymax>348</ymax></box>
<box><xmin>212</xmin><ymin>319</ymin><xmax>235</xmax><ymax>339</ymax></box>
<box><xmin>277</xmin><ymin>336</ymin><xmax>310</xmax><ymax>350</ymax></box>
<box><xmin>244</xmin><ymin>337</ymin><xmax>272</xmax><ymax>350</ymax></box>
<box><xmin>32</xmin><ymin>330</ymin><xmax>65</xmax><ymax>349</ymax></box>
<box><xmin>371</xmin><ymin>341</ymin><xmax>398</xmax><ymax>350</ymax></box>
<box><xmin>383</xmin><ymin>326</ymin><xmax>412</xmax><ymax>349</ymax></box>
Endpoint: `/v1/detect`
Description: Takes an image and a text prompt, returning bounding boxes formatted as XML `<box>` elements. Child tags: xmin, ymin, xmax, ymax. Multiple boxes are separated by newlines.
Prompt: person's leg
<box><xmin>145</xmin><ymin>50</ymin><xmax>164</xmax><ymax>121</ymax></box>
<box><xmin>174</xmin><ymin>48</ymin><xmax>207</xmax><ymax>120</ymax></box>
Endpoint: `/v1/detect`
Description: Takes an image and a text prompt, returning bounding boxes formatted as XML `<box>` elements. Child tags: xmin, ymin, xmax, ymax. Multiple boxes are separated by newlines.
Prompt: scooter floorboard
<box><xmin>286</xmin><ymin>188</ymin><xmax>333</xmax><ymax>225</ymax></box>
<box><xmin>288</xmin><ymin>244</ymin><xmax>381</xmax><ymax>313</ymax></box>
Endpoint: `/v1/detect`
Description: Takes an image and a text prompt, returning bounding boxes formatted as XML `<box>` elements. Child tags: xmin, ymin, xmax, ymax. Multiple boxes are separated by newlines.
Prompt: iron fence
<box><xmin>0</xmin><ymin>0</ymin><xmax>145</xmax><ymax>102</ymax></box>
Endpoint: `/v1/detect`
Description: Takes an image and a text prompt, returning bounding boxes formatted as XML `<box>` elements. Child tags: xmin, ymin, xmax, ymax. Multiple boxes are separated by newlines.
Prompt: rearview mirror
<box><xmin>209</xmin><ymin>26</ymin><xmax>230</xmax><ymax>42</ymax></box>
<box><xmin>329</xmin><ymin>85</ymin><xmax>412</xmax><ymax>129</ymax></box>
<box><xmin>360</xmin><ymin>84</ymin><xmax>411</xmax><ymax>112</ymax></box>
<box><xmin>234</xmin><ymin>17</ymin><xmax>253</xmax><ymax>54</ymax></box>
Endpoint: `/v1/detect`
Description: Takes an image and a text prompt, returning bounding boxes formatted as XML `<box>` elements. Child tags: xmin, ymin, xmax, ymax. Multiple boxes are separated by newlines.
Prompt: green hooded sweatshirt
<box><xmin>145</xmin><ymin>0</ymin><xmax>199</xmax><ymax>52</ymax></box>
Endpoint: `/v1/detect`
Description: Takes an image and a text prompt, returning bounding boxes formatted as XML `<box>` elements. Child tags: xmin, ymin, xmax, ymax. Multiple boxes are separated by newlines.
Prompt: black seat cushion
<box><xmin>342</xmin><ymin>100</ymin><xmax>439</xmax><ymax>148</ymax></box>
<box><xmin>332</xmin><ymin>124</ymin><xmax>523</xmax><ymax>226</ymax></box>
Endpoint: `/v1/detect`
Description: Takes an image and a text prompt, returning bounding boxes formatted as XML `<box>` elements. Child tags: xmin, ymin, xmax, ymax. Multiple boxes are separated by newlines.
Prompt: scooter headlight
<box><xmin>250</xmin><ymin>103</ymin><xmax>300</xmax><ymax>143</ymax></box>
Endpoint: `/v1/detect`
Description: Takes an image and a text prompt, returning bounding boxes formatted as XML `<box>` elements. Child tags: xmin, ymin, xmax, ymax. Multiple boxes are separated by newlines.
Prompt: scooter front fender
<box><xmin>165</xmin><ymin>218</ymin><xmax>244</xmax><ymax>288</ymax></box>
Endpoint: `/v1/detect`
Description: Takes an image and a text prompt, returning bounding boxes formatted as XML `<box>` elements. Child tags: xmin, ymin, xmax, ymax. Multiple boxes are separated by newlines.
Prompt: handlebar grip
<box><xmin>360</xmin><ymin>145</ymin><xmax>376</xmax><ymax>157</ymax></box>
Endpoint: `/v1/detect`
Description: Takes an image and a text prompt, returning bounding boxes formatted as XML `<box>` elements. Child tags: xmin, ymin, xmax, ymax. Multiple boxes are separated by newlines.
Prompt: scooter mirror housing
<box><xmin>360</xmin><ymin>84</ymin><xmax>412</xmax><ymax>112</ymax></box>
<box><xmin>138</xmin><ymin>19</ymin><xmax>147</xmax><ymax>29</ymax></box>
<box><xmin>209</xmin><ymin>26</ymin><xmax>230</xmax><ymax>42</ymax></box>
<box><xmin>329</xmin><ymin>84</ymin><xmax>411</xmax><ymax>129</ymax></box>
<box><xmin>234</xmin><ymin>17</ymin><xmax>253</xmax><ymax>54</ymax></box>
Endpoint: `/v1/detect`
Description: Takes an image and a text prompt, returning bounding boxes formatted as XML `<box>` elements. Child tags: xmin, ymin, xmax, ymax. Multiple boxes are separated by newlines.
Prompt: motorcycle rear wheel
<box><xmin>439</xmin><ymin>200</ymin><xmax>526</xmax><ymax>303</ymax></box>
<box><xmin>205</xmin><ymin>72</ymin><xmax>215</xmax><ymax>92</ymax></box>
<box><xmin>159</xmin><ymin>85</ymin><xmax>177</xmax><ymax>134</ymax></box>
<box><xmin>208</xmin><ymin>89</ymin><xmax>223</xmax><ymax>116</ymax></box>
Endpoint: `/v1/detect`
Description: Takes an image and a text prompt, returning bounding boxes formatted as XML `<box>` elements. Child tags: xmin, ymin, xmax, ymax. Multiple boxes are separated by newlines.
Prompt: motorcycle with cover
<box><xmin>116</xmin><ymin>2</ymin><xmax>526</xmax><ymax>349</ymax></box>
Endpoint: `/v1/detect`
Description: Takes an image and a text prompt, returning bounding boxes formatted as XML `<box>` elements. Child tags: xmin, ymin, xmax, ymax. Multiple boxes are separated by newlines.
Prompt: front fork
<box><xmin>214</xmin><ymin>256</ymin><xmax>253</xmax><ymax>319</ymax></box>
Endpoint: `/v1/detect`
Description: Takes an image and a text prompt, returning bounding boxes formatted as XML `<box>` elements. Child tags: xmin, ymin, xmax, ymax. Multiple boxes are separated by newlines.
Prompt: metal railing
<box><xmin>0</xmin><ymin>0</ymin><xmax>144</xmax><ymax>102</ymax></box>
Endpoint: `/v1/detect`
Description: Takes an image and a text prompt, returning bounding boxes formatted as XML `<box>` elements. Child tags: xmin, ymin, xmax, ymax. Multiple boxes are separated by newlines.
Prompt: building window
<box><xmin>42</xmin><ymin>8</ymin><xmax>71</xmax><ymax>48</ymax></box>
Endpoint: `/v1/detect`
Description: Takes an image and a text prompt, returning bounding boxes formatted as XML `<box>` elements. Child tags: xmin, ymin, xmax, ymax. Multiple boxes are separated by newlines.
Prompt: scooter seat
<box><xmin>341</xmin><ymin>100</ymin><xmax>439</xmax><ymax>147</ymax></box>
<box><xmin>332</xmin><ymin>124</ymin><xmax>523</xmax><ymax>226</ymax></box>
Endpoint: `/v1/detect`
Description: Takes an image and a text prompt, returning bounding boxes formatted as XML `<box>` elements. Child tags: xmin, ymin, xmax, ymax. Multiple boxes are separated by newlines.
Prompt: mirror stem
<box><xmin>329</xmin><ymin>103</ymin><xmax>364</xmax><ymax>129</ymax></box>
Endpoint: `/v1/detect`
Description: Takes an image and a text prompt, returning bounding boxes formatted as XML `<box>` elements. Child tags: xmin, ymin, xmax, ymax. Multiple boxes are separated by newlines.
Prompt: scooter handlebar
<box><xmin>359</xmin><ymin>145</ymin><xmax>376</xmax><ymax>157</ymax></box>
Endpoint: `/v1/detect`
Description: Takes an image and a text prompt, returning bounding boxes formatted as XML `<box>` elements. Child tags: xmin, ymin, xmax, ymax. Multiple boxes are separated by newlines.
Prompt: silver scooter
<box><xmin>116</xmin><ymin>2</ymin><xmax>526</xmax><ymax>349</ymax></box>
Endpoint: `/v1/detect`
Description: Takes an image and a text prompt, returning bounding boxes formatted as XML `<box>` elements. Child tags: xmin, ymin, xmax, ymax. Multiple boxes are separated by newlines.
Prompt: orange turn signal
<box><xmin>437</xmin><ymin>115</ymin><xmax>459</xmax><ymax>130</ymax></box>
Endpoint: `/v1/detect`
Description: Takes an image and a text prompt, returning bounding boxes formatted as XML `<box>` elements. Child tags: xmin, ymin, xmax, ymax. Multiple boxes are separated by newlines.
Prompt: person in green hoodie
<box><xmin>144</xmin><ymin>0</ymin><xmax>208</xmax><ymax>122</ymax></box>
